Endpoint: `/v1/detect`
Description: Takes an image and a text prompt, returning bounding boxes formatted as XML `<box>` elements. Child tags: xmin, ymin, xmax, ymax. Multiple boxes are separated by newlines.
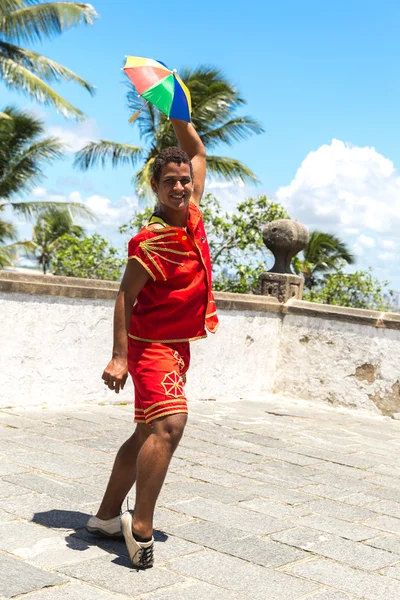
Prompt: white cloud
<box><xmin>353</xmin><ymin>234</ymin><xmax>376</xmax><ymax>258</ymax></box>
<box><xmin>69</xmin><ymin>191</ymin><xmax>83</xmax><ymax>203</ymax></box>
<box><xmin>378</xmin><ymin>251</ymin><xmax>395</xmax><ymax>262</ymax></box>
<box><xmin>204</xmin><ymin>180</ymin><xmax>260</xmax><ymax>212</ymax></box>
<box><xmin>85</xmin><ymin>194</ymin><xmax>122</xmax><ymax>223</ymax></box>
<box><xmin>32</xmin><ymin>187</ymin><xmax>47</xmax><ymax>198</ymax></box>
<box><xmin>272</xmin><ymin>139</ymin><xmax>400</xmax><ymax>288</ymax></box>
<box><xmin>381</xmin><ymin>239</ymin><xmax>396</xmax><ymax>249</ymax></box>
<box><xmin>206</xmin><ymin>178</ymin><xmax>246</xmax><ymax>190</ymax></box>
<box><xmin>342</xmin><ymin>227</ymin><xmax>360</xmax><ymax>236</ymax></box>
<box><xmin>276</xmin><ymin>139</ymin><xmax>400</xmax><ymax>235</ymax></box>
<box><xmin>14</xmin><ymin>187</ymin><xmax>139</xmax><ymax>243</ymax></box>
<box><xmin>357</xmin><ymin>234</ymin><xmax>375</xmax><ymax>248</ymax></box>
<box><xmin>47</xmin><ymin>119</ymin><xmax>100</xmax><ymax>153</ymax></box>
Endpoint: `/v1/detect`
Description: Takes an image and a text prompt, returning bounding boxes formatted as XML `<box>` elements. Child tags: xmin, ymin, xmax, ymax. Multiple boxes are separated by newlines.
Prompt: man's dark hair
<box><xmin>152</xmin><ymin>146</ymin><xmax>193</xmax><ymax>183</ymax></box>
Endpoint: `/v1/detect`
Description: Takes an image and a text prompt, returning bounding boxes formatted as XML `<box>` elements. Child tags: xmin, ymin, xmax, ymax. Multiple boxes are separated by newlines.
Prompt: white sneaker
<box><xmin>86</xmin><ymin>515</ymin><xmax>122</xmax><ymax>538</ymax></box>
<box><xmin>121</xmin><ymin>510</ymin><xmax>154</xmax><ymax>569</ymax></box>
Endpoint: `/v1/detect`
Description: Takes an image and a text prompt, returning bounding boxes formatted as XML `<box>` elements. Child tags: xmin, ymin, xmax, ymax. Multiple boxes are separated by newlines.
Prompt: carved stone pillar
<box><xmin>258</xmin><ymin>219</ymin><xmax>309</xmax><ymax>302</ymax></box>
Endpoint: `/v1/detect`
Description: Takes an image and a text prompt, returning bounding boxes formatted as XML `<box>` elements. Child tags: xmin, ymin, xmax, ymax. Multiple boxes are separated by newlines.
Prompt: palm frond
<box><xmin>206</xmin><ymin>155</ymin><xmax>259</xmax><ymax>184</ymax></box>
<box><xmin>7</xmin><ymin>238</ymin><xmax>35</xmax><ymax>252</ymax></box>
<box><xmin>0</xmin><ymin>41</ymin><xmax>95</xmax><ymax>93</ymax></box>
<box><xmin>0</xmin><ymin>104</ymin><xmax>43</xmax><ymax>151</ymax></box>
<box><xmin>79</xmin><ymin>64</ymin><xmax>263</xmax><ymax>193</ymax></box>
<box><xmin>201</xmin><ymin>116</ymin><xmax>265</xmax><ymax>149</ymax></box>
<box><xmin>74</xmin><ymin>140</ymin><xmax>143</xmax><ymax>170</ymax></box>
<box><xmin>0</xmin><ymin>137</ymin><xmax>66</xmax><ymax>198</ymax></box>
<box><xmin>0</xmin><ymin>53</ymin><xmax>86</xmax><ymax>120</ymax></box>
<box><xmin>0</xmin><ymin>1</ymin><xmax>25</xmax><ymax>17</ymax></box>
<box><xmin>1</xmin><ymin>200</ymin><xmax>95</xmax><ymax>220</ymax></box>
<box><xmin>304</xmin><ymin>231</ymin><xmax>355</xmax><ymax>265</ymax></box>
<box><xmin>0</xmin><ymin>241</ymin><xmax>18</xmax><ymax>267</ymax></box>
<box><xmin>126</xmin><ymin>84</ymin><xmax>159</xmax><ymax>143</ymax></box>
<box><xmin>180</xmin><ymin>66</ymin><xmax>245</xmax><ymax>106</ymax></box>
<box><xmin>14</xmin><ymin>136</ymin><xmax>65</xmax><ymax>164</ymax></box>
<box><xmin>154</xmin><ymin>116</ymin><xmax>176</xmax><ymax>151</ymax></box>
<box><xmin>0</xmin><ymin>218</ymin><xmax>17</xmax><ymax>242</ymax></box>
<box><xmin>1</xmin><ymin>2</ymin><xmax>98</xmax><ymax>44</ymax></box>
<box><xmin>0</xmin><ymin>109</ymin><xmax>13</xmax><ymax>138</ymax></box>
<box><xmin>133</xmin><ymin>157</ymin><xmax>155</xmax><ymax>200</ymax></box>
<box><xmin>298</xmin><ymin>230</ymin><xmax>355</xmax><ymax>289</ymax></box>
<box><xmin>0</xmin><ymin>102</ymin><xmax>41</xmax><ymax>124</ymax></box>
<box><xmin>191</xmin><ymin>86</ymin><xmax>243</xmax><ymax>126</ymax></box>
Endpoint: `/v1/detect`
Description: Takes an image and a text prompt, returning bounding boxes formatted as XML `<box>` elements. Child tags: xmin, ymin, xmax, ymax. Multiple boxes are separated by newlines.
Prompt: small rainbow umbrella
<box><xmin>123</xmin><ymin>56</ymin><xmax>192</xmax><ymax>123</ymax></box>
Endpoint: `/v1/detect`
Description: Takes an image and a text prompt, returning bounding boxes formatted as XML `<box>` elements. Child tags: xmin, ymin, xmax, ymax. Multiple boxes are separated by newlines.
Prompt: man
<box><xmin>87</xmin><ymin>118</ymin><xmax>218</xmax><ymax>569</ymax></box>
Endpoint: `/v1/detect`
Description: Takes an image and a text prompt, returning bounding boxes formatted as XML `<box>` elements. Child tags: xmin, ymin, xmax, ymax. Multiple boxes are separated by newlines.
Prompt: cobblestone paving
<box><xmin>2</xmin><ymin>397</ymin><xmax>400</xmax><ymax>599</ymax></box>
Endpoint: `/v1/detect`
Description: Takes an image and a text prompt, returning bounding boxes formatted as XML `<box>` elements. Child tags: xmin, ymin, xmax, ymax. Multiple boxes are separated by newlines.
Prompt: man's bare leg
<box><xmin>96</xmin><ymin>423</ymin><xmax>152</xmax><ymax>520</ymax></box>
<box><xmin>130</xmin><ymin>413</ymin><xmax>187</xmax><ymax>539</ymax></box>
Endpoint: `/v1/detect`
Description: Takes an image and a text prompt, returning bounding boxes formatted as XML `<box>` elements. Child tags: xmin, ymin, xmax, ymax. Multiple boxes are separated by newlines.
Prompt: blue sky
<box><xmin>3</xmin><ymin>0</ymin><xmax>400</xmax><ymax>288</ymax></box>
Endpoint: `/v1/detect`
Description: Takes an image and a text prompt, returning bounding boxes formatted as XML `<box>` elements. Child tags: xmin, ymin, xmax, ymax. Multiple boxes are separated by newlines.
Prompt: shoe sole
<box><xmin>86</xmin><ymin>525</ymin><xmax>123</xmax><ymax>538</ymax></box>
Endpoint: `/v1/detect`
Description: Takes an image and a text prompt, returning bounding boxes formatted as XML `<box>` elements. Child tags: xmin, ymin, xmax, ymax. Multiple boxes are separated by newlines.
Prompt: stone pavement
<box><xmin>2</xmin><ymin>398</ymin><xmax>400</xmax><ymax>599</ymax></box>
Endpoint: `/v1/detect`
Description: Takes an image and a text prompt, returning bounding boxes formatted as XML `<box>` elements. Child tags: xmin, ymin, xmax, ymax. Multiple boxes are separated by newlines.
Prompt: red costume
<box><xmin>127</xmin><ymin>201</ymin><xmax>218</xmax><ymax>423</ymax></box>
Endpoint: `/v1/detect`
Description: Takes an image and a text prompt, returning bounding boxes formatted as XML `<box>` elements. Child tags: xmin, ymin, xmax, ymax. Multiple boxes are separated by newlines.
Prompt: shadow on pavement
<box><xmin>32</xmin><ymin>508</ymin><xmax>90</xmax><ymax>530</ymax></box>
<box><xmin>32</xmin><ymin>509</ymin><xmax>168</xmax><ymax>565</ymax></box>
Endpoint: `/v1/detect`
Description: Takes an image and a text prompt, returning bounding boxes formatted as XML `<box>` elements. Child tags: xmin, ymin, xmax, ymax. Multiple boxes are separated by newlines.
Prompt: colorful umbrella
<box><xmin>123</xmin><ymin>56</ymin><xmax>192</xmax><ymax>123</ymax></box>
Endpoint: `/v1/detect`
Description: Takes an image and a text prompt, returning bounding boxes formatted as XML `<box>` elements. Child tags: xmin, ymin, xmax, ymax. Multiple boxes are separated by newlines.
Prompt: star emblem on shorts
<box><xmin>161</xmin><ymin>371</ymin><xmax>185</xmax><ymax>398</ymax></box>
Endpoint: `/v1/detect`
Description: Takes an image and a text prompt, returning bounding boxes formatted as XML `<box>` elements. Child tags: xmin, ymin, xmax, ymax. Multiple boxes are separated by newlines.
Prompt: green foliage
<box><xmin>0</xmin><ymin>105</ymin><xmax>65</xmax><ymax>201</ymax></box>
<box><xmin>118</xmin><ymin>196</ymin><xmax>392</xmax><ymax>308</ymax></box>
<box><xmin>75</xmin><ymin>66</ymin><xmax>264</xmax><ymax>197</ymax></box>
<box><xmin>292</xmin><ymin>230</ymin><xmax>355</xmax><ymax>290</ymax></box>
<box><xmin>121</xmin><ymin>194</ymin><xmax>288</xmax><ymax>294</ymax></box>
<box><xmin>119</xmin><ymin>205</ymin><xmax>154</xmax><ymax>236</ymax></box>
<box><xmin>0</xmin><ymin>241</ymin><xmax>18</xmax><ymax>267</ymax></box>
<box><xmin>0</xmin><ymin>216</ymin><xmax>17</xmax><ymax>266</ymax></box>
<box><xmin>304</xmin><ymin>269</ymin><xmax>393</xmax><ymax>311</ymax></box>
<box><xmin>203</xmin><ymin>195</ymin><xmax>287</xmax><ymax>293</ymax></box>
<box><xmin>0</xmin><ymin>106</ymin><xmax>94</xmax><ymax>268</ymax></box>
<box><xmin>0</xmin><ymin>0</ymin><xmax>97</xmax><ymax>120</ymax></box>
<box><xmin>212</xmin><ymin>262</ymin><xmax>266</xmax><ymax>294</ymax></box>
<box><xmin>52</xmin><ymin>234</ymin><xmax>124</xmax><ymax>281</ymax></box>
<box><xmin>202</xmin><ymin>194</ymin><xmax>287</xmax><ymax>260</ymax></box>
<box><xmin>24</xmin><ymin>206</ymin><xmax>85</xmax><ymax>273</ymax></box>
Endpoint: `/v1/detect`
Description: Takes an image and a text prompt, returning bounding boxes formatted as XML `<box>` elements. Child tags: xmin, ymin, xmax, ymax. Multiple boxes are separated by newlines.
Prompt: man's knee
<box><xmin>152</xmin><ymin>413</ymin><xmax>187</xmax><ymax>450</ymax></box>
<box><xmin>135</xmin><ymin>422</ymin><xmax>152</xmax><ymax>442</ymax></box>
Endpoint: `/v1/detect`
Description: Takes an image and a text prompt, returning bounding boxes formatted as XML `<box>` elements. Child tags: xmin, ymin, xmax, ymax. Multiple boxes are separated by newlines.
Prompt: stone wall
<box><xmin>2</xmin><ymin>271</ymin><xmax>400</xmax><ymax>416</ymax></box>
<box><xmin>275</xmin><ymin>306</ymin><xmax>400</xmax><ymax>415</ymax></box>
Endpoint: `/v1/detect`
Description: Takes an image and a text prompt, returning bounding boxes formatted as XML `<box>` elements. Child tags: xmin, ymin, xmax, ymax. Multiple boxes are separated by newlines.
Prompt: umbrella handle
<box><xmin>128</xmin><ymin>101</ymin><xmax>149</xmax><ymax>123</ymax></box>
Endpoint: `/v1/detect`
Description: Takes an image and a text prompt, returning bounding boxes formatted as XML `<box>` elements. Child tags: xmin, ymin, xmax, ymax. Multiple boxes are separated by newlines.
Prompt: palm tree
<box><xmin>0</xmin><ymin>0</ymin><xmax>97</xmax><ymax>120</ymax></box>
<box><xmin>0</xmin><ymin>105</ymin><xmax>93</xmax><ymax>267</ymax></box>
<box><xmin>24</xmin><ymin>206</ymin><xmax>84</xmax><ymax>273</ymax></box>
<box><xmin>74</xmin><ymin>66</ymin><xmax>264</xmax><ymax>198</ymax></box>
<box><xmin>0</xmin><ymin>217</ymin><xmax>18</xmax><ymax>267</ymax></box>
<box><xmin>293</xmin><ymin>231</ymin><xmax>355</xmax><ymax>290</ymax></box>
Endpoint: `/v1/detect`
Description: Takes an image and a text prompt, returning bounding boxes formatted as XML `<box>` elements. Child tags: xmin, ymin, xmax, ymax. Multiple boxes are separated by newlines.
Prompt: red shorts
<box><xmin>128</xmin><ymin>338</ymin><xmax>190</xmax><ymax>424</ymax></box>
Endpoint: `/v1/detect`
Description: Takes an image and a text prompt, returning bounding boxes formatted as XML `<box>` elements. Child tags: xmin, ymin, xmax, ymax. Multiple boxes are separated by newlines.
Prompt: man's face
<box><xmin>151</xmin><ymin>162</ymin><xmax>193</xmax><ymax>213</ymax></box>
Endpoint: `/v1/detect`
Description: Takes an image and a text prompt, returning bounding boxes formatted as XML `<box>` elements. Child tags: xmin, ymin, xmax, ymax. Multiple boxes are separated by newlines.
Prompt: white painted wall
<box><xmin>187</xmin><ymin>311</ymin><xmax>282</xmax><ymax>402</ymax></box>
<box><xmin>275</xmin><ymin>315</ymin><xmax>400</xmax><ymax>414</ymax></box>
<box><xmin>0</xmin><ymin>293</ymin><xmax>281</xmax><ymax>408</ymax></box>
<box><xmin>1</xmin><ymin>293</ymin><xmax>115</xmax><ymax>408</ymax></box>
<box><xmin>2</xmin><ymin>292</ymin><xmax>400</xmax><ymax>414</ymax></box>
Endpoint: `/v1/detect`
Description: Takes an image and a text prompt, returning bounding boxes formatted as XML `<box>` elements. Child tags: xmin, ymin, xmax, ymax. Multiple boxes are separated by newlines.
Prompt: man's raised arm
<box><xmin>170</xmin><ymin>119</ymin><xmax>206</xmax><ymax>207</ymax></box>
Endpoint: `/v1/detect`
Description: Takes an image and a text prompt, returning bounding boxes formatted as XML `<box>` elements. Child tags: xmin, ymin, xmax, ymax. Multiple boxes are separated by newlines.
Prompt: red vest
<box><xmin>127</xmin><ymin>201</ymin><xmax>219</xmax><ymax>343</ymax></box>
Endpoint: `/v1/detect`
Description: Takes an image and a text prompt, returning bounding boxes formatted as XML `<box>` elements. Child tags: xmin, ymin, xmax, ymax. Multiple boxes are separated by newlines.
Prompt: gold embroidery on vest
<box><xmin>139</xmin><ymin>232</ymin><xmax>189</xmax><ymax>280</ymax></box>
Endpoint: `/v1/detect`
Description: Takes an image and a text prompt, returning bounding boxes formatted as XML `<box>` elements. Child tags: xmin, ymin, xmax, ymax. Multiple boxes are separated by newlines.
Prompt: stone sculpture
<box><xmin>258</xmin><ymin>219</ymin><xmax>309</xmax><ymax>302</ymax></box>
